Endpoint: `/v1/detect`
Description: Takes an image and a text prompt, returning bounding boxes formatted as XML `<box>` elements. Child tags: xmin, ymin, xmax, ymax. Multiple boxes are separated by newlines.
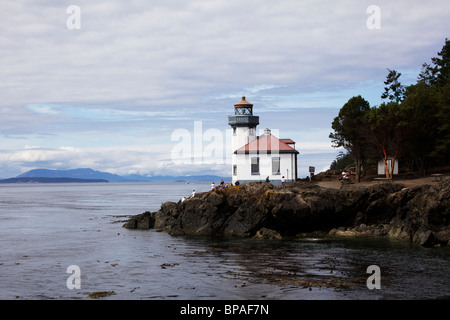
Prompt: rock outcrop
<box><xmin>123</xmin><ymin>179</ymin><xmax>450</xmax><ymax>247</ymax></box>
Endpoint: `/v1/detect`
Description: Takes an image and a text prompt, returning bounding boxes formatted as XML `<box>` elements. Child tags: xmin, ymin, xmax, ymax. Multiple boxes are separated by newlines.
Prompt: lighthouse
<box><xmin>228</xmin><ymin>96</ymin><xmax>299</xmax><ymax>185</ymax></box>
<box><xmin>228</xmin><ymin>96</ymin><xmax>259</xmax><ymax>155</ymax></box>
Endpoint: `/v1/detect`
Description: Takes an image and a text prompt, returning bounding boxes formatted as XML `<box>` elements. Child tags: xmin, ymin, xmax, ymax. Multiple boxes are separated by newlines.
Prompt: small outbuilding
<box><xmin>377</xmin><ymin>157</ymin><xmax>398</xmax><ymax>175</ymax></box>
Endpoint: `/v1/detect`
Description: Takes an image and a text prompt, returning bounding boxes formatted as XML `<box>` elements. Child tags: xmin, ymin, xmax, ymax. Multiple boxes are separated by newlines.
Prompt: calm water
<box><xmin>0</xmin><ymin>182</ymin><xmax>449</xmax><ymax>300</ymax></box>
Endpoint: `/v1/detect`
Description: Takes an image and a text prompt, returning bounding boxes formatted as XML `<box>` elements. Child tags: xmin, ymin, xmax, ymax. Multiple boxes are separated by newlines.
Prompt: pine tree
<box><xmin>418</xmin><ymin>38</ymin><xmax>450</xmax><ymax>87</ymax></box>
<box><xmin>381</xmin><ymin>69</ymin><xmax>405</xmax><ymax>103</ymax></box>
<box><xmin>330</xmin><ymin>96</ymin><xmax>371</xmax><ymax>182</ymax></box>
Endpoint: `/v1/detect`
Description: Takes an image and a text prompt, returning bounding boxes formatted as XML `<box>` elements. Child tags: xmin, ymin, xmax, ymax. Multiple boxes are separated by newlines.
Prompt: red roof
<box><xmin>234</xmin><ymin>96</ymin><xmax>253</xmax><ymax>107</ymax></box>
<box><xmin>280</xmin><ymin>139</ymin><xmax>295</xmax><ymax>144</ymax></box>
<box><xmin>236</xmin><ymin>134</ymin><xmax>298</xmax><ymax>154</ymax></box>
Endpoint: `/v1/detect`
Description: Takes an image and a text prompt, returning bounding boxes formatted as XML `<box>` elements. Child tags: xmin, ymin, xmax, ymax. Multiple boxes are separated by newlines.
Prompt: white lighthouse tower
<box><xmin>228</xmin><ymin>96</ymin><xmax>299</xmax><ymax>185</ymax></box>
<box><xmin>228</xmin><ymin>96</ymin><xmax>259</xmax><ymax>183</ymax></box>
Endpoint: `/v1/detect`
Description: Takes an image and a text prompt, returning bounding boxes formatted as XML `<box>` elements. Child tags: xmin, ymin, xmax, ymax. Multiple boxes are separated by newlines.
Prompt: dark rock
<box><xmin>123</xmin><ymin>179</ymin><xmax>450</xmax><ymax>246</ymax></box>
<box><xmin>413</xmin><ymin>229</ymin><xmax>436</xmax><ymax>247</ymax></box>
<box><xmin>122</xmin><ymin>211</ymin><xmax>154</xmax><ymax>230</ymax></box>
<box><xmin>222</xmin><ymin>196</ymin><xmax>268</xmax><ymax>237</ymax></box>
<box><xmin>253</xmin><ymin>228</ymin><xmax>282</xmax><ymax>240</ymax></box>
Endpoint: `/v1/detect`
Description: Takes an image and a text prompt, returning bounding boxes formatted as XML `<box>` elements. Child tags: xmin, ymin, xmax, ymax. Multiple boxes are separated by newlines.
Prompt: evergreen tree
<box><xmin>330</xmin><ymin>38</ymin><xmax>450</xmax><ymax>177</ymax></box>
<box><xmin>330</xmin><ymin>96</ymin><xmax>371</xmax><ymax>182</ymax></box>
<box><xmin>401</xmin><ymin>83</ymin><xmax>439</xmax><ymax>175</ymax></box>
<box><xmin>417</xmin><ymin>38</ymin><xmax>450</xmax><ymax>87</ymax></box>
<box><xmin>417</xmin><ymin>62</ymin><xmax>435</xmax><ymax>85</ymax></box>
<box><xmin>431</xmin><ymin>38</ymin><xmax>450</xmax><ymax>87</ymax></box>
<box><xmin>330</xmin><ymin>152</ymin><xmax>354</xmax><ymax>171</ymax></box>
<box><xmin>415</xmin><ymin>38</ymin><xmax>450</xmax><ymax>163</ymax></box>
<box><xmin>381</xmin><ymin>69</ymin><xmax>405</xmax><ymax>103</ymax></box>
<box><xmin>368</xmin><ymin>102</ymin><xmax>403</xmax><ymax>179</ymax></box>
<box><xmin>433</xmin><ymin>82</ymin><xmax>450</xmax><ymax>162</ymax></box>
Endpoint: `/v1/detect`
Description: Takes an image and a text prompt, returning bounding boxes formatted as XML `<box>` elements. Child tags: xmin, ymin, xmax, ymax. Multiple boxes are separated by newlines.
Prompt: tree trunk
<box><xmin>382</xmin><ymin>150</ymin><xmax>390</xmax><ymax>179</ymax></box>
<box><xmin>390</xmin><ymin>155</ymin><xmax>397</xmax><ymax>180</ymax></box>
<box><xmin>355</xmin><ymin>158</ymin><xmax>361</xmax><ymax>183</ymax></box>
<box><xmin>417</xmin><ymin>157</ymin><xmax>425</xmax><ymax>176</ymax></box>
<box><xmin>383</xmin><ymin>159</ymin><xmax>390</xmax><ymax>179</ymax></box>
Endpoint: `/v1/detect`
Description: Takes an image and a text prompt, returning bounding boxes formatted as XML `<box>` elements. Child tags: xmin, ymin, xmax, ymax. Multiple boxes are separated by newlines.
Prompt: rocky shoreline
<box><xmin>123</xmin><ymin>178</ymin><xmax>450</xmax><ymax>247</ymax></box>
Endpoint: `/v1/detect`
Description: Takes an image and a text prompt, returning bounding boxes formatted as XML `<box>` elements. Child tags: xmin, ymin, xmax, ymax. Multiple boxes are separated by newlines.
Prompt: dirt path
<box><xmin>315</xmin><ymin>175</ymin><xmax>447</xmax><ymax>190</ymax></box>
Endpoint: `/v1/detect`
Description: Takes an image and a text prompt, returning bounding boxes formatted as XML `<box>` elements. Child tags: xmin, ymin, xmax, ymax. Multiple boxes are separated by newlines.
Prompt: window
<box><xmin>249</xmin><ymin>127</ymin><xmax>254</xmax><ymax>135</ymax></box>
<box><xmin>235</xmin><ymin>107</ymin><xmax>252</xmax><ymax>115</ymax></box>
<box><xmin>233</xmin><ymin>165</ymin><xmax>237</xmax><ymax>176</ymax></box>
<box><xmin>272</xmin><ymin>157</ymin><xmax>280</xmax><ymax>175</ymax></box>
<box><xmin>251</xmin><ymin>157</ymin><xmax>259</xmax><ymax>175</ymax></box>
<box><xmin>233</xmin><ymin>127</ymin><xmax>236</xmax><ymax>136</ymax></box>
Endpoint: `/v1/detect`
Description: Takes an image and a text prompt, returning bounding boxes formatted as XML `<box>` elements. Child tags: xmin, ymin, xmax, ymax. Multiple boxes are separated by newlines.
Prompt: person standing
<box><xmin>211</xmin><ymin>182</ymin><xmax>215</xmax><ymax>190</ymax></box>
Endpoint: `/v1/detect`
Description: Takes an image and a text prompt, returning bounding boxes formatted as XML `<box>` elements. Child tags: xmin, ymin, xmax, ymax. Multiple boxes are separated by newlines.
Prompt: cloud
<box><xmin>0</xmin><ymin>142</ymin><xmax>233</xmax><ymax>178</ymax></box>
<box><xmin>0</xmin><ymin>145</ymin><xmax>157</xmax><ymax>176</ymax></box>
<box><xmin>1</xmin><ymin>0</ymin><xmax>448</xmax><ymax>106</ymax></box>
<box><xmin>0</xmin><ymin>0</ymin><xmax>448</xmax><ymax>178</ymax></box>
<box><xmin>0</xmin><ymin>105</ymin><xmax>67</xmax><ymax>136</ymax></box>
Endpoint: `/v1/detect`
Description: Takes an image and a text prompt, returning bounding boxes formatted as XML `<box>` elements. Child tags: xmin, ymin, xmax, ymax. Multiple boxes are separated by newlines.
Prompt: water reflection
<box><xmin>177</xmin><ymin>236</ymin><xmax>450</xmax><ymax>300</ymax></box>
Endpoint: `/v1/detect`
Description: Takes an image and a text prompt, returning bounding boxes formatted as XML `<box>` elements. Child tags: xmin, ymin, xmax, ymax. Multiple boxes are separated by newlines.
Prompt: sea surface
<box><xmin>0</xmin><ymin>182</ymin><xmax>449</xmax><ymax>300</ymax></box>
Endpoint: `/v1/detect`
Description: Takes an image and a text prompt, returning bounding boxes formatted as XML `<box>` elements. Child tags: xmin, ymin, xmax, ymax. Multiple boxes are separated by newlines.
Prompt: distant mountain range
<box><xmin>0</xmin><ymin>168</ymin><xmax>228</xmax><ymax>183</ymax></box>
<box><xmin>0</xmin><ymin>177</ymin><xmax>108</xmax><ymax>184</ymax></box>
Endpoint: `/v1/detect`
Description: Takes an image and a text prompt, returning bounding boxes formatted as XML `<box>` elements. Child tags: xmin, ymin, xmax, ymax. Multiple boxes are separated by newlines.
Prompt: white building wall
<box><xmin>232</xmin><ymin>153</ymin><xmax>296</xmax><ymax>184</ymax></box>
<box><xmin>232</xmin><ymin>127</ymin><xmax>256</xmax><ymax>153</ymax></box>
<box><xmin>231</xmin><ymin>126</ymin><xmax>256</xmax><ymax>181</ymax></box>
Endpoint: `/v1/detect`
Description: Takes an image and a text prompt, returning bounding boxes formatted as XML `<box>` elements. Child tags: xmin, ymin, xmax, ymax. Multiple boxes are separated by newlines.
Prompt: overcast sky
<box><xmin>0</xmin><ymin>0</ymin><xmax>449</xmax><ymax>179</ymax></box>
